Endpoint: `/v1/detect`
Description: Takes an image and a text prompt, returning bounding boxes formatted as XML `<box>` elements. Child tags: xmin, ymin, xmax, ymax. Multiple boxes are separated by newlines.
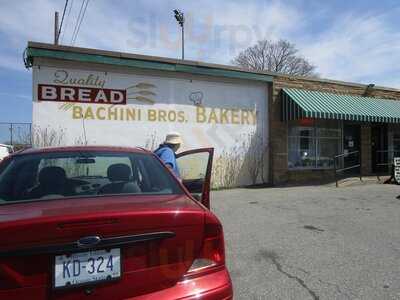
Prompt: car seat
<box><xmin>98</xmin><ymin>163</ymin><xmax>141</xmax><ymax>195</ymax></box>
<box><xmin>29</xmin><ymin>166</ymin><xmax>72</xmax><ymax>199</ymax></box>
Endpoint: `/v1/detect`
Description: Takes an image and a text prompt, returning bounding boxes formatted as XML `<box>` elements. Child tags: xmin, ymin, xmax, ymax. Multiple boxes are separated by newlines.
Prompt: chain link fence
<box><xmin>0</xmin><ymin>122</ymin><xmax>32</xmax><ymax>150</ymax></box>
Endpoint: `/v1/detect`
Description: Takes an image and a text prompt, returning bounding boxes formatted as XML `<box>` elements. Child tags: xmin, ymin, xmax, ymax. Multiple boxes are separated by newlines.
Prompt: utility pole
<box><xmin>54</xmin><ymin>11</ymin><xmax>59</xmax><ymax>45</ymax></box>
<box><xmin>173</xmin><ymin>9</ymin><xmax>185</xmax><ymax>60</ymax></box>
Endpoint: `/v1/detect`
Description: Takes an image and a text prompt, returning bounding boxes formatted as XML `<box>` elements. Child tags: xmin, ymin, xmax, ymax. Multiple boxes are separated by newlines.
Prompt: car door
<box><xmin>176</xmin><ymin>148</ymin><xmax>214</xmax><ymax>209</ymax></box>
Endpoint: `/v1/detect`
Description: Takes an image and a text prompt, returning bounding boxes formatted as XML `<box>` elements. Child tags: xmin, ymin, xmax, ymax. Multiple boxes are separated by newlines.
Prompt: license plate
<box><xmin>54</xmin><ymin>248</ymin><xmax>121</xmax><ymax>288</ymax></box>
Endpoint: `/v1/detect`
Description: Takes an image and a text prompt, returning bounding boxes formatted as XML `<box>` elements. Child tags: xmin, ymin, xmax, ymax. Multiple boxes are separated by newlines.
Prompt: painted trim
<box><xmin>26</xmin><ymin>47</ymin><xmax>273</xmax><ymax>82</ymax></box>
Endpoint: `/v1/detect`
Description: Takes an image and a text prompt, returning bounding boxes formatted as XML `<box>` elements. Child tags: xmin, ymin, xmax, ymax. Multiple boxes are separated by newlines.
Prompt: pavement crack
<box><xmin>261</xmin><ymin>251</ymin><xmax>319</xmax><ymax>300</ymax></box>
<box><xmin>294</xmin><ymin>266</ymin><xmax>310</xmax><ymax>275</ymax></box>
<box><xmin>284</xmin><ymin>265</ymin><xmax>354</xmax><ymax>299</ymax></box>
<box><xmin>317</xmin><ymin>278</ymin><xmax>356</xmax><ymax>299</ymax></box>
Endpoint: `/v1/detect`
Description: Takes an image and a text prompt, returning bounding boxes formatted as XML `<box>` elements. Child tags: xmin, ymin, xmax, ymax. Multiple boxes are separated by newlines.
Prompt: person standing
<box><xmin>154</xmin><ymin>132</ymin><xmax>182</xmax><ymax>177</ymax></box>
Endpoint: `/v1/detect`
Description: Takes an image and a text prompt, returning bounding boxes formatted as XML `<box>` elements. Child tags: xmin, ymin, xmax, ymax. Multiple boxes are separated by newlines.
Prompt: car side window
<box><xmin>136</xmin><ymin>155</ymin><xmax>179</xmax><ymax>194</ymax></box>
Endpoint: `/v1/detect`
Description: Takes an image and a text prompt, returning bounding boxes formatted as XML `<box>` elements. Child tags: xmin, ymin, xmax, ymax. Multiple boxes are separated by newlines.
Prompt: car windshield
<box><xmin>0</xmin><ymin>151</ymin><xmax>183</xmax><ymax>204</ymax></box>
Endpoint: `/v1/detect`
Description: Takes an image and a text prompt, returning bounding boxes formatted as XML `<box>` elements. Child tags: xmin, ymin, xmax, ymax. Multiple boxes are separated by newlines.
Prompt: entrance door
<box><xmin>343</xmin><ymin>123</ymin><xmax>361</xmax><ymax>173</ymax></box>
<box><xmin>371</xmin><ymin>124</ymin><xmax>388</xmax><ymax>173</ymax></box>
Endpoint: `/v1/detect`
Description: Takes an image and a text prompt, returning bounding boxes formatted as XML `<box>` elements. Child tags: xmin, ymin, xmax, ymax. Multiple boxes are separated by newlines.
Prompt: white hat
<box><xmin>164</xmin><ymin>132</ymin><xmax>183</xmax><ymax>145</ymax></box>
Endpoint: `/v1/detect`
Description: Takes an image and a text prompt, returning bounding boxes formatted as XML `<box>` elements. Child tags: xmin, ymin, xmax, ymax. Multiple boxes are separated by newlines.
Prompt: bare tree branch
<box><xmin>232</xmin><ymin>39</ymin><xmax>317</xmax><ymax>77</ymax></box>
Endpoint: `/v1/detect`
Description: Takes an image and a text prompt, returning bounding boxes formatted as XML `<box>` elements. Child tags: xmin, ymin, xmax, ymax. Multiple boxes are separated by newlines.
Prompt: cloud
<box><xmin>0</xmin><ymin>0</ymin><xmax>58</xmax><ymax>71</ymax></box>
<box><xmin>0</xmin><ymin>54</ymin><xmax>26</xmax><ymax>72</ymax></box>
<box><xmin>180</xmin><ymin>0</ymin><xmax>303</xmax><ymax>63</ymax></box>
<box><xmin>0</xmin><ymin>0</ymin><xmax>303</xmax><ymax>69</ymax></box>
<box><xmin>0</xmin><ymin>0</ymin><xmax>399</xmax><ymax>89</ymax></box>
<box><xmin>299</xmin><ymin>11</ymin><xmax>400</xmax><ymax>88</ymax></box>
<box><xmin>0</xmin><ymin>92</ymin><xmax>31</xmax><ymax>101</ymax></box>
<box><xmin>0</xmin><ymin>0</ymin><xmax>58</xmax><ymax>46</ymax></box>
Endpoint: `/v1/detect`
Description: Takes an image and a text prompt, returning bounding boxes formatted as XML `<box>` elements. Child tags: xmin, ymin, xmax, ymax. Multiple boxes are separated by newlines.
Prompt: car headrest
<box><xmin>107</xmin><ymin>164</ymin><xmax>131</xmax><ymax>182</ymax></box>
<box><xmin>39</xmin><ymin>166</ymin><xmax>67</xmax><ymax>186</ymax></box>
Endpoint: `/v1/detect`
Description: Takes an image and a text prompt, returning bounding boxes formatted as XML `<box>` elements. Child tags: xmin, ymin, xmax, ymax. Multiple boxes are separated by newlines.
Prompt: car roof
<box><xmin>14</xmin><ymin>145</ymin><xmax>151</xmax><ymax>156</ymax></box>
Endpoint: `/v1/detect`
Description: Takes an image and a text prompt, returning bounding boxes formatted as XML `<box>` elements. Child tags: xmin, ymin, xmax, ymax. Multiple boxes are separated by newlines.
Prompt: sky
<box><xmin>0</xmin><ymin>0</ymin><xmax>400</xmax><ymax>123</ymax></box>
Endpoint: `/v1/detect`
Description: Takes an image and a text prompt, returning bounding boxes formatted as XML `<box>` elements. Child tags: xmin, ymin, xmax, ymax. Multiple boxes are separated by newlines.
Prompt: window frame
<box><xmin>287</xmin><ymin>120</ymin><xmax>342</xmax><ymax>170</ymax></box>
<box><xmin>388</xmin><ymin>124</ymin><xmax>400</xmax><ymax>162</ymax></box>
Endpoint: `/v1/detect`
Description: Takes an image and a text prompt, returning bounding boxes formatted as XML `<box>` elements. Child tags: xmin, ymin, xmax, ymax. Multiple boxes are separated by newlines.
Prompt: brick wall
<box><xmin>270</xmin><ymin>75</ymin><xmax>400</xmax><ymax>185</ymax></box>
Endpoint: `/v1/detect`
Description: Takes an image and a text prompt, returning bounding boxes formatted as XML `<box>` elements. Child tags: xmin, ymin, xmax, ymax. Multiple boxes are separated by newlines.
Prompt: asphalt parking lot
<box><xmin>212</xmin><ymin>183</ymin><xmax>400</xmax><ymax>300</ymax></box>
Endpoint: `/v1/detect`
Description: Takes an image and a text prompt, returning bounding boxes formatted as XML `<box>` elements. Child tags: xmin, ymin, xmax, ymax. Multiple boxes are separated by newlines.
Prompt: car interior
<box><xmin>0</xmin><ymin>152</ymin><xmax>182</xmax><ymax>203</ymax></box>
<box><xmin>97</xmin><ymin>163</ymin><xmax>141</xmax><ymax>195</ymax></box>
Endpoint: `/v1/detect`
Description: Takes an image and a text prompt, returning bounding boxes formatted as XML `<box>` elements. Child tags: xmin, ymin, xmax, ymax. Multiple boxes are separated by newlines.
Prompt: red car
<box><xmin>0</xmin><ymin>146</ymin><xmax>232</xmax><ymax>299</ymax></box>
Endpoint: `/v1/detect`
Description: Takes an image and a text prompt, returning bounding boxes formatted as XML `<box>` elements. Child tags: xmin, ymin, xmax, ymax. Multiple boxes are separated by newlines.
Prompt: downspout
<box><xmin>268</xmin><ymin>81</ymin><xmax>274</xmax><ymax>185</ymax></box>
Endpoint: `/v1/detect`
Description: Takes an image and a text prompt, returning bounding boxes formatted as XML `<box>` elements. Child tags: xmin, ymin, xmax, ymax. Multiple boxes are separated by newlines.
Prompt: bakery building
<box><xmin>25</xmin><ymin>42</ymin><xmax>400</xmax><ymax>187</ymax></box>
<box><xmin>270</xmin><ymin>75</ymin><xmax>400</xmax><ymax>185</ymax></box>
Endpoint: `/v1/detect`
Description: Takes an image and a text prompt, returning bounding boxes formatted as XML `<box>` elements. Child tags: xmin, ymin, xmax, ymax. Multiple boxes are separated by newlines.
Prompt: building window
<box><xmin>288</xmin><ymin>120</ymin><xmax>341</xmax><ymax>169</ymax></box>
<box><xmin>389</xmin><ymin>125</ymin><xmax>400</xmax><ymax>161</ymax></box>
<box><xmin>393</xmin><ymin>132</ymin><xmax>400</xmax><ymax>156</ymax></box>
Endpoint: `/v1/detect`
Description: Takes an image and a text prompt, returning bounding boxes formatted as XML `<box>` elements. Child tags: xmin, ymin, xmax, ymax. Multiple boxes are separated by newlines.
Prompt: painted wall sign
<box><xmin>32</xmin><ymin>66</ymin><xmax>268</xmax><ymax>186</ymax></box>
<box><xmin>38</xmin><ymin>84</ymin><xmax>127</xmax><ymax>104</ymax></box>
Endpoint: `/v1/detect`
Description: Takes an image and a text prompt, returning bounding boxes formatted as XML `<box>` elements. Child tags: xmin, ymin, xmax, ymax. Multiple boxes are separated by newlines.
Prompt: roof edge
<box><xmin>282</xmin><ymin>87</ymin><xmax>400</xmax><ymax>101</ymax></box>
<box><xmin>26</xmin><ymin>41</ymin><xmax>273</xmax><ymax>83</ymax></box>
<box><xmin>26</xmin><ymin>42</ymin><xmax>400</xmax><ymax>93</ymax></box>
<box><xmin>282</xmin><ymin>86</ymin><xmax>400</xmax><ymax>100</ymax></box>
<box><xmin>276</xmin><ymin>73</ymin><xmax>400</xmax><ymax>93</ymax></box>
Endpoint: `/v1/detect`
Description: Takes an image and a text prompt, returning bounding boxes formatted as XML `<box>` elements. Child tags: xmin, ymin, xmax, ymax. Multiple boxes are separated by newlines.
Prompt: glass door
<box><xmin>371</xmin><ymin>124</ymin><xmax>388</xmax><ymax>173</ymax></box>
<box><xmin>343</xmin><ymin>123</ymin><xmax>361</xmax><ymax>174</ymax></box>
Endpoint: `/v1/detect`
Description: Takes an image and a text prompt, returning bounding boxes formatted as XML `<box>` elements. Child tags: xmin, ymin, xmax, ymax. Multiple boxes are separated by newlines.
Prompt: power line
<box><xmin>73</xmin><ymin>0</ymin><xmax>90</xmax><ymax>45</ymax></box>
<box><xmin>71</xmin><ymin>0</ymin><xmax>90</xmax><ymax>45</ymax></box>
<box><xmin>70</xmin><ymin>0</ymin><xmax>85</xmax><ymax>44</ymax></box>
<box><xmin>70</xmin><ymin>0</ymin><xmax>86</xmax><ymax>45</ymax></box>
<box><xmin>60</xmin><ymin>0</ymin><xmax>74</xmax><ymax>43</ymax></box>
<box><xmin>58</xmin><ymin>0</ymin><xmax>69</xmax><ymax>39</ymax></box>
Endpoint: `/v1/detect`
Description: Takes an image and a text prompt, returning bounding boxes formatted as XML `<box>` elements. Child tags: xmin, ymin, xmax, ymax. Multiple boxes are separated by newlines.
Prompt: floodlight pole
<box><xmin>54</xmin><ymin>11</ymin><xmax>59</xmax><ymax>45</ymax></box>
<box><xmin>174</xmin><ymin>9</ymin><xmax>185</xmax><ymax>60</ymax></box>
<box><xmin>181</xmin><ymin>24</ymin><xmax>184</xmax><ymax>60</ymax></box>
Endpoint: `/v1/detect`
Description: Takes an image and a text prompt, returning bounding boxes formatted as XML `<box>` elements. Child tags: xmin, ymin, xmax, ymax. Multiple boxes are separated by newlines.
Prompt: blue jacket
<box><xmin>154</xmin><ymin>144</ymin><xmax>180</xmax><ymax>177</ymax></box>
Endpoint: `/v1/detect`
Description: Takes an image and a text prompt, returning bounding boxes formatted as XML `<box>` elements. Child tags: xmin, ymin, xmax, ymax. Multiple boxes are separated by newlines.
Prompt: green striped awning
<box><xmin>282</xmin><ymin>88</ymin><xmax>400</xmax><ymax>123</ymax></box>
